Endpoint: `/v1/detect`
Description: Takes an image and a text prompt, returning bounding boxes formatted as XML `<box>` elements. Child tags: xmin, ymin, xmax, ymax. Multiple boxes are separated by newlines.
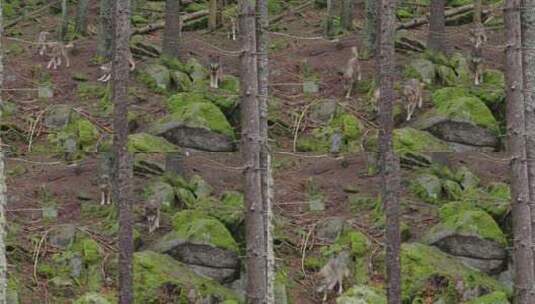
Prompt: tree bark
<box><xmin>111</xmin><ymin>0</ymin><xmax>134</xmax><ymax>302</ymax></box>
<box><xmin>75</xmin><ymin>0</ymin><xmax>89</xmax><ymax>35</ymax></box>
<box><xmin>325</xmin><ymin>0</ymin><xmax>338</xmax><ymax>38</ymax></box>
<box><xmin>209</xmin><ymin>0</ymin><xmax>219</xmax><ymax>31</ymax></box>
<box><xmin>257</xmin><ymin>0</ymin><xmax>274</xmax><ymax>300</ymax></box>
<box><xmin>98</xmin><ymin>0</ymin><xmax>113</xmax><ymax>59</ymax></box>
<box><xmin>340</xmin><ymin>0</ymin><xmax>354</xmax><ymax>30</ymax></box>
<box><xmin>363</xmin><ymin>0</ymin><xmax>377</xmax><ymax>58</ymax></box>
<box><xmin>506</xmin><ymin>0</ymin><xmax>535</xmax><ymax>302</ymax></box>
<box><xmin>162</xmin><ymin>0</ymin><xmax>181</xmax><ymax>58</ymax></box>
<box><xmin>240</xmin><ymin>0</ymin><xmax>268</xmax><ymax>302</ymax></box>
<box><xmin>427</xmin><ymin>0</ymin><xmax>446</xmax><ymax>53</ymax></box>
<box><xmin>59</xmin><ymin>0</ymin><xmax>69</xmax><ymax>42</ymax></box>
<box><xmin>0</xmin><ymin>1</ymin><xmax>7</xmax><ymax>302</ymax></box>
<box><xmin>521</xmin><ymin>0</ymin><xmax>535</xmax><ymax>285</ymax></box>
<box><xmin>377</xmin><ymin>0</ymin><xmax>401</xmax><ymax>303</ymax></box>
<box><xmin>474</xmin><ymin>0</ymin><xmax>482</xmax><ymax>24</ymax></box>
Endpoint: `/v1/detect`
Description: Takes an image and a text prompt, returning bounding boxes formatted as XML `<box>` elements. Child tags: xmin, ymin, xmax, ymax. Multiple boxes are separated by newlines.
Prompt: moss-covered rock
<box><xmin>401</xmin><ymin>243</ymin><xmax>509</xmax><ymax>303</ymax></box>
<box><xmin>127</xmin><ymin>133</ymin><xmax>181</xmax><ymax>153</ymax></box>
<box><xmin>47</xmin><ymin>113</ymin><xmax>100</xmax><ymax>158</ymax></box>
<box><xmin>455</xmin><ymin>166</ymin><xmax>480</xmax><ymax>190</ymax></box>
<box><xmin>465</xmin><ymin>291</ymin><xmax>510</xmax><ymax>304</ymax></box>
<box><xmin>74</xmin><ymin>292</ymin><xmax>113</xmax><ymax>304</ymax></box>
<box><xmin>336</xmin><ymin>285</ymin><xmax>387</xmax><ymax>304</ymax></box>
<box><xmin>138</xmin><ymin>64</ymin><xmax>171</xmax><ymax>93</ymax></box>
<box><xmin>404</xmin><ymin>58</ymin><xmax>436</xmax><ymax>84</ymax></box>
<box><xmin>170</xmin><ymin>70</ymin><xmax>193</xmax><ymax>92</ymax></box>
<box><xmin>462</xmin><ymin>182</ymin><xmax>511</xmax><ymax>219</ymax></box>
<box><xmin>432</xmin><ymin>95</ymin><xmax>498</xmax><ymax>132</ymax></box>
<box><xmin>393</xmin><ymin>127</ymin><xmax>450</xmax><ymax>155</ymax></box>
<box><xmin>410</xmin><ymin>173</ymin><xmax>443</xmax><ymax>204</ymax></box>
<box><xmin>195</xmin><ymin>191</ymin><xmax>244</xmax><ymax>235</ymax></box>
<box><xmin>185</xmin><ymin>58</ymin><xmax>208</xmax><ymax>83</ymax></box>
<box><xmin>133</xmin><ymin>251</ymin><xmax>241</xmax><ymax>303</ymax></box>
<box><xmin>442</xmin><ymin>179</ymin><xmax>463</xmax><ymax>201</ymax></box>
<box><xmin>145</xmin><ymin>180</ymin><xmax>176</xmax><ymax>211</ymax></box>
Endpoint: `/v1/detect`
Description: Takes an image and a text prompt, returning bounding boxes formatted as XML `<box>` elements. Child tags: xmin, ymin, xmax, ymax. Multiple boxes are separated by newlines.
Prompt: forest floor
<box><xmin>3</xmin><ymin>1</ymin><xmax>510</xmax><ymax>303</ymax></box>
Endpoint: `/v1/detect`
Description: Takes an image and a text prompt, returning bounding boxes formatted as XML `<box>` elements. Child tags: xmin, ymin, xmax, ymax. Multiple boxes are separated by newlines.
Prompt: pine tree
<box><xmin>162</xmin><ymin>0</ymin><xmax>181</xmax><ymax>58</ymax></box>
<box><xmin>427</xmin><ymin>0</ymin><xmax>446</xmax><ymax>53</ymax></box>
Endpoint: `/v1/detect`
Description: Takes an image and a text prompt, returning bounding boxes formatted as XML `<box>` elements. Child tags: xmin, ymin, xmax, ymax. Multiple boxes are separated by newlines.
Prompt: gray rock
<box><xmin>408</xmin><ymin>58</ymin><xmax>435</xmax><ymax>84</ymax></box>
<box><xmin>144</xmin><ymin>64</ymin><xmax>171</xmax><ymax>91</ymax></box>
<box><xmin>427</xmin><ymin>120</ymin><xmax>498</xmax><ymax>148</ymax></box>
<box><xmin>42</xmin><ymin>206</ymin><xmax>59</xmax><ymax>221</ymax></box>
<box><xmin>171</xmin><ymin>70</ymin><xmax>193</xmax><ymax>92</ymax></box>
<box><xmin>187</xmin><ymin>58</ymin><xmax>208</xmax><ymax>83</ymax></box>
<box><xmin>44</xmin><ymin>105</ymin><xmax>72</xmax><ymax>129</ymax></box>
<box><xmin>303</xmin><ymin>80</ymin><xmax>320</xmax><ymax>94</ymax></box>
<box><xmin>456</xmin><ymin>256</ymin><xmax>506</xmax><ymax>275</ymax></box>
<box><xmin>498</xmin><ymin>265</ymin><xmax>514</xmax><ymax>292</ymax></box>
<box><xmin>38</xmin><ymin>84</ymin><xmax>54</xmax><ymax>99</ymax></box>
<box><xmin>70</xmin><ymin>253</ymin><xmax>83</xmax><ymax>278</ymax></box>
<box><xmin>146</xmin><ymin>181</ymin><xmax>176</xmax><ymax>210</ymax></box>
<box><xmin>316</xmin><ymin>217</ymin><xmax>346</xmax><ymax>243</ymax></box>
<box><xmin>48</xmin><ymin>224</ymin><xmax>76</xmax><ymax>248</ymax></box>
<box><xmin>330</xmin><ymin>132</ymin><xmax>343</xmax><ymax>154</ymax></box>
<box><xmin>186</xmin><ymin>263</ymin><xmax>239</xmax><ymax>283</ymax></box>
<box><xmin>430</xmin><ymin>234</ymin><xmax>506</xmax><ymax>260</ymax></box>
<box><xmin>310</xmin><ymin>99</ymin><xmax>337</xmax><ymax>123</ymax></box>
<box><xmin>152</xmin><ymin>123</ymin><xmax>236</xmax><ymax>152</ymax></box>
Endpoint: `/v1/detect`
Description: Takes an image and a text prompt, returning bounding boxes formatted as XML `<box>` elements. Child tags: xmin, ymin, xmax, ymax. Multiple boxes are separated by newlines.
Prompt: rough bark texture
<box><xmin>111</xmin><ymin>0</ymin><xmax>134</xmax><ymax>303</ymax></box>
<box><xmin>507</xmin><ymin>0</ymin><xmax>535</xmax><ymax>302</ymax></box>
<box><xmin>162</xmin><ymin>0</ymin><xmax>181</xmax><ymax>58</ymax></box>
<box><xmin>257</xmin><ymin>0</ymin><xmax>275</xmax><ymax>300</ymax></box>
<box><xmin>325</xmin><ymin>0</ymin><xmax>338</xmax><ymax>38</ymax></box>
<box><xmin>363</xmin><ymin>0</ymin><xmax>377</xmax><ymax>58</ymax></box>
<box><xmin>340</xmin><ymin>0</ymin><xmax>354</xmax><ymax>30</ymax></box>
<box><xmin>98</xmin><ymin>0</ymin><xmax>113</xmax><ymax>59</ymax></box>
<box><xmin>0</xmin><ymin>1</ymin><xmax>7</xmax><ymax>302</ymax></box>
<box><xmin>209</xmin><ymin>0</ymin><xmax>219</xmax><ymax>31</ymax></box>
<box><xmin>521</xmin><ymin>0</ymin><xmax>535</xmax><ymax>287</ymax></box>
<box><xmin>427</xmin><ymin>0</ymin><xmax>446</xmax><ymax>53</ymax></box>
<box><xmin>474</xmin><ymin>0</ymin><xmax>482</xmax><ymax>24</ymax></box>
<box><xmin>75</xmin><ymin>0</ymin><xmax>89</xmax><ymax>35</ymax></box>
<box><xmin>240</xmin><ymin>0</ymin><xmax>268</xmax><ymax>301</ymax></box>
<box><xmin>59</xmin><ymin>0</ymin><xmax>69</xmax><ymax>41</ymax></box>
<box><xmin>377</xmin><ymin>0</ymin><xmax>401</xmax><ymax>303</ymax></box>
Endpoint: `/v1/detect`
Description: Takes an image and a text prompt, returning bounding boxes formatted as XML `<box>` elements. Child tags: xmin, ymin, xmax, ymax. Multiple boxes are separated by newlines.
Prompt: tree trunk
<box><xmin>59</xmin><ymin>0</ymin><xmax>69</xmax><ymax>42</ymax></box>
<box><xmin>0</xmin><ymin>1</ymin><xmax>7</xmax><ymax>302</ymax></box>
<box><xmin>325</xmin><ymin>0</ymin><xmax>338</xmax><ymax>38</ymax></box>
<box><xmin>75</xmin><ymin>0</ymin><xmax>89</xmax><ymax>35</ymax></box>
<box><xmin>111</xmin><ymin>0</ymin><xmax>134</xmax><ymax>302</ymax></box>
<box><xmin>209</xmin><ymin>0</ymin><xmax>219</xmax><ymax>31</ymax></box>
<box><xmin>257</xmin><ymin>0</ymin><xmax>274</xmax><ymax>300</ymax></box>
<box><xmin>362</xmin><ymin>0</ymin><xmax>377</xmax><ymax>58</ymax></box>
<box><xmin>427</xmin><ymin>0</ymin><xmax>446</xmax><ymax>53</ymax></box>
<box><xmin>521</xmin><ymin>0</ymin><xmax>535</xmax><ymax>284</ymax></box>
<box><xmin>162</xmin><ymin>0</ymin><xmax>181</xmax><ymax>58</ymax></box>
<box><xmin>506</xmin><ymin>0</ymin><xmax>535</xmax><ymax>302</ymax></box>
<box><xmin>377</xmin><ymin>0</ymin><xmax>401</xmax><ymax>303</ymax></box>
<box><xmin>98</xmin><ymin>0</ymin><xmax>113</xmax><ymax>59</ymax></box>
<box><xmin>474</xmin><ymin>0</ymin><xmax>482</xmax><ymax>24</ymax></box>
<box><xmin>240</xmin><ymin>0</ymin><xmax>268</xmax><ymax>301</ymax></box>
<box><xmin>340</xmin><ymin>0</ymin><xmax>354</xmax><ymax>30</ymax></box>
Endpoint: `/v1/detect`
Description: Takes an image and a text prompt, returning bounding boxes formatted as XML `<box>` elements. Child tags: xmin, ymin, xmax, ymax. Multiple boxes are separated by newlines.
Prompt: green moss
<box><xmin>442</xmin><ymin>179</ymin><xmax>463</xmax><ymax>201</ymax></box>
<box><xmin>77</xmin><ymin>119</ymin><xmax>99</xmax><ymax>150</ymax></box>
<box><xmin>434</xmin><ymin>96</ymin><xmax>498</xmax><ymax>132</ymax></box>
<box><xmin>137</xmin><ymin>64</ymin><xmax>171</xmax><ymax>93</ymax></box>
<box><xmin>465</xmin><ymin>291</ymin><xmax>509</xmax><ymax>304</ymax></box>
<box><xmin>77</xmin><ymin>83</ymin><xmax>108</xmax><ymax>101</ymax></box>
<box><xmin>337</xmin><ymin>285</ymin><xmax>386</xmax><ymax>304</ymax></box>
<box><xmin>401</xmin><ymin>243</ymin><xmax>508</xmax><ymax>302</ymax></box>
<box><xmin>72</xmin><ymin>238</ymin><xmax>102</xmax><ymax>265</ymax></box>
<box><xmin>166</xmin><ymin>92</ymin><xmax>207</xmax><ymax>112</ymax></box>
<box><xmin>172</xmin><ymin>210</ymin><xmax>239</xmax><ymax>252</ymax></box>
<box><xmin>159</xmin><ymin>56</ymin><xmax>189</xmax><ymax>72</ymax></box>
<box><xmin>432</xmin><ymin>87</ymin><xmax>471</xmax><ymax>105</ymax></box>
<box><xmin>127</xmin><ymin>133</ymin><xmax>181</xmax><ymax>153</ymax></box>
<box><xmin>195</xmin><ymin>191</ymin><xmax>244</xmax><ymax>230</ymax></box>
<box><xmin>134</xmin><ymin>251</ymin><xmax>241</xmax><ymax>303</ymax></box>
<box><xmin>74</xmin><ymin>292</ymin><xmax>113</xmax><ymax>304</ymax></box>
<box><xmin>454</xmin><ymin>166</ymin><xmax>480</xmax><ymax>190</ymax></box>
<box><xmin>410</xmin><ymin>173</ymin><xmax>442</xmax><ymax>204</ymax></box>
<box><xmin>393</xmin><ymin>128</ymin><xmax>450</xmax><ymax>155</ymax></box>
<box><xmin>323</xmin><ymin>230</ymin><xmax>371</xmax><ymax>284</ymax></box>
<box><xmin>461</xmin><ymin>183</ymin><xmax>511</xmax><ymax>219</ymax></box>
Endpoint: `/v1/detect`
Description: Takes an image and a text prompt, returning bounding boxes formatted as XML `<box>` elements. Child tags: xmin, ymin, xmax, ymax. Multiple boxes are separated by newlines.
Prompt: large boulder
<box><xmin>401</xmin><ymin>243</ymin><xmax>509</xmax><ymax>303</ymax></box>
<box><xmin>150</xmin><ymin>100</ymin><xmax>236</xmax><ymax>152</ymax></box>
<box><xmin>127</xmin><ymin>133</ymin><xmax>181</xmax><ymax>153</ymax></box>
<box><xmin>336</xmin><ymin>285</ymin><xmax>386</xmax><ymax>304</ymax></box>
<box><xmin>133</xmin><ymin>251</ymin><xmax>241</xmax><ymax>303</ymax></box>
<box><xmin>139</xmin><ymin>64</ymin><xmax>171</xmax><ymax>93</ymax></box>
<box><xmin>410</xmin><ymin>173</ymin><xmax>443</xmax><ymax>204</ymax></box>
<box><xmin>405</xmin><ymin>58</ymin><xmax>436</xmax><ymax>84</ymax></box>
<box><xmin>149</xmin><ymin>210</ymin><xmax>240</xmax><ymax>283</ymax></box>
<box><xmin>422</xmin><ymin>202</ymin><xmax>507</xmax><ymax>274</ymax></box>
<box><xmin>44</xmin><ymin>105</ymin><xmax>72</xmax><ymax>129</ymax></box>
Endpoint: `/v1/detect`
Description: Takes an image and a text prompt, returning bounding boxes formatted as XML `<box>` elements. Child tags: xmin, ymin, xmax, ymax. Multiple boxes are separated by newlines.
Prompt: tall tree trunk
<box><xmin>0</xmin><ymin>1</ymin><xmax>7</xmax><ymax>302</ymax></box>
<box><xmin>325</xmin><ymin>0</ymin><xmax>338</xmax><ymax>38</ymax></box>
<box><xmin>162</xmin><ymin>0</ymin><xmax>181</xmax><ymax>58</ymax></box>
<box><xmin>111</xmin><ymin>0</ymin><xmax>134</xmax><ymax>302</ymax></box>
<box><xmin>521</xmin><ymin>0</ymin><xmax>535</xmax><ymax>283</ymax></box>
<box><xmin>362</xmin><ymin>0</ymin><xmax>377</xmax><ymax>58</ymax></box>
<box><xmin>98</xmin><ymin>0</ymin><xmax>113</xmax><ymax>59</ymax></box>
<box><xmin>257</xmin><ymin>0</ymin><xmax>274</xmax><ymax>300</ymax></box>
<box><xmin>508</xmin><ymin>0</ymin><xmax>535</xmax><ymax>302</ymax></box>
<box><xmin>240</xmin><ymin>0</ymin><xmax>268</xmax><ymax>302</ymax></box>
<box><xmin>209</xmin><ymin>0</ymin><xmax>219</xmax><ymax>31</ymax></box>
<box><xmin>427</xmin><ymin>0</ymin><xmax>446</xmax><ymax>53</ymax></box>
<box><xmin>474</xmin><ymin>0</ymin><xmax>482</xmax><ymax>24</ymax></box>
<box><xmin>75</xmin><ymin>0</ymin><xmax>89</xmax><ymax>35</ymax></box>
<box><xmin>340</xmin><ymin>0</ymin><xmax>354</xmax><ymax>30</ymax></box>
<box><xmin>377</xmin><ymin>0</ymin><xmax>401</xmax><ymax>303</ymax></box>
<box><xmin>59</xmin><ymin>0</ymin><xmax>69</xmax><ymax>42</ymax></box>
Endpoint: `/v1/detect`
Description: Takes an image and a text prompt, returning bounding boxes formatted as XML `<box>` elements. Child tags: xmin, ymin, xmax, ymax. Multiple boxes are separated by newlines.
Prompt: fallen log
<box><xmin>269</xmin><ymin>1</ymin><xmax>313</xmax><ymax>25</ymax></box>
<box><xmin>397</xmin><ymin>4</ymin><xmax>494</xmax><ymax>30</ymax></box>
<box><xmin>132</xmin><ymin>10</ymin><xmax>208</xmax><ymax>35</ymax></box>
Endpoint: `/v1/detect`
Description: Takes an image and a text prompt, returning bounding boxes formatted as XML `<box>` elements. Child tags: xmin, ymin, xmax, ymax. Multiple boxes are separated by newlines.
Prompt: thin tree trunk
<box><xmin>377</xmin><ymin>0</ymin><xmax>401</xmax><ymax>303</ymax></box>
<box><xmin>506</xmin><ymin>0</ymin><xmax>535</xmax><ymax>303</ymax></box>
<box><xmin>257</xmin><ymin>0</ymin><xmax>274</xmax><ymax>300</ymax></box>
<box><xmin>0</xmin><ymin>0</ymin><xmax>7</xmax><ymax>302</ymax></box>
<box><xmin>162</xmin><ymin>0</ymin><xmax>181</xmax><ymax>58</ymax></box>
<box><xmin>98</xmin><ymin>0</ymin><xmax>113</xmax><ymax>59</ymax></box>
<box><xmin>325</xmin><ymin>0</ymin><xmax>337</xmax><ymax>38</ymax></box>
<box><xmin>340</xmin><ymin>0</ymin><xmax>354</xmax><ymax>30</ymax></box>
<box><xmin>521</xmin><ymin>0</ymin><xmax>535</xmax><ymax>283</ymax></box>
<box><xmin>111</xmin><ymin>0</ymin><xmax>134</xmax><ymax>302</ymax></box>
<box><xmin>240</xmin><ymin>0</ymin><xmax>268</xmax><ymax>301</ymax></box>
<box><xmin>209</xmin><ymin>0</ymin><xmax>218</xmax><ymax>31</ymax></box>
<box><xmin>474</xmin><ymin>0</ymin><xmax>482</xmax><ymax>24</ymax></box>
<box><xmin>75</xmin><ymin>0</ymin><xmax>89</xmax><ymax>35</ymax></box>
<box><xmin>427</xmin><ymin>0</ymin><xmax>446</xmax><ymax>53</ymax></box>
<box><xmin>59</xmin><ymin>0</ymin><xmax>69</xmax><ymax>42</ymax></box>
<box><xmin>363</xmin><ymin>0</ymin><xmax>377</xmax><ymax>58</ymax></box>
<box><xmin>217</xmin><ymin>0</ymin><xmax>223</xmax><ymax>27</ymax></box>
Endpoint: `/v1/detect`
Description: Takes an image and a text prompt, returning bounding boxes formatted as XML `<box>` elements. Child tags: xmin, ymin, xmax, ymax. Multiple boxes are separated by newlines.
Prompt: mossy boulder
<box><xmin>127</xmin><ymin>133</ymin><xmax>181</xmax><ymax>153</ymax></box>
<box><xmin>393</xmin><ymin>127</ymin><xmax>450</xmax><ymax>155</ymax></box>
<box><xmin>401</xmin><ymin>243</ymin><xmax>509</xmax><ymax>303</ymax></box>
<box><xmin>410</xmin><ymin>173</ymin><xmax>443</xmax><ymax>204</ymax></box>
<box><xmin>144</xmin><ymin>180</ymin><xmax>176</xmax><ymax>211</ymax></box>
<box><xmin>461</xmin><ymin>182</ymin><xmax>511</xmax><ymax>220</ymax></box>
<box><xmin>149</xmin><ymin>210</ymin><xmax>240</xmax><ymax>283</ymax></box>
<box><xmin>195</xmin><ymin>191</ymin><xmax>245</xmax><ymax>236</ymax></box>
<box><xmin>455</xmin><ymin>166</ymin><xmax>480</xmax><ymax>190</ymax></box>
<box><xmin>185</xmin><ymin>58</ymin><xmax>208</xmax><ymax>83</ymax></box>
<box><xmin>336</xmin><ymin>285</ymin><xmax>386</xmax><ymax>304</ymax></box>
<box><xmin>44</xmin><ymin>104</ymin><xmax>73</xmax><ymax>129</ymax></box>
<box><xmin>423</xmin><ymin>202</ymin><xmax>507</xmax><ymax>273</ymax></box>
<box><xmin>138</xmin><ymin>64</ymin><xmax>171</xmax><ymax>93</ymax></box>
<box><xmin>405</xmin><ymin>58</ymin><xmax>436</xmax><ymax>84</ymax></box>
<box><xmin>47</xmin><ymin>113</ymin><xmax>100</xmax><ymax>158</ymax></box>
<box><xmin>74</xmin><ymin>292</ymin><xmax>113</xmax><ymax>304</ymax></box>
<box><xmin>133</xmin><ymin>251</ymin><xmax>241</xmax><ymax>303</ymax></box>
<box><xmin>150</xmin><ymin>99</ymin><xmax>236</xmax><ymax>152</ymax></box>
<box><xmin>465</xmin><ymin>291</ymin><xmax>510</xmax><ymax>304</ymax></box>
<box><xmin>170</xmin><ymin>70</ymin><xmax>193</xmax><ymax>92</ymax></box>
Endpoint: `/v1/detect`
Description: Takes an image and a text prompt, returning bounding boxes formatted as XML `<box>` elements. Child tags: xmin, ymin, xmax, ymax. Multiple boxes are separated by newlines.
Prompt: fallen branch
<box><xmin>270</xmin><ymin>1</ymin><xmax>313</xmax><ymax>25</ymax></box>
<box><xmin>132</xmin><ymin>10</ymin><xmax>208</xmax><ymax>35</ymax></box>
<box><xmin>6</xmin><ymin>0</ymin><xmax>61</xmax><ymax>29</ymax></box>
<box><xmin>397</xmin><ymin>4</ymin><xmax>474</xmax><ymax>30</ymax></box>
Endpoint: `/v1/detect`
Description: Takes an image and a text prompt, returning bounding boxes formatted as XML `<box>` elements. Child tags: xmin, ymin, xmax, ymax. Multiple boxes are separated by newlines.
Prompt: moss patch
<box><xmin>336</xmin><ymin>285</ymin><xmax>386</xmax><ymax>304</ymax></box>
<box><xmin>127</xmin><ymin>133</ymin><xmax>181</xmax><ymax>153</ymax></box>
